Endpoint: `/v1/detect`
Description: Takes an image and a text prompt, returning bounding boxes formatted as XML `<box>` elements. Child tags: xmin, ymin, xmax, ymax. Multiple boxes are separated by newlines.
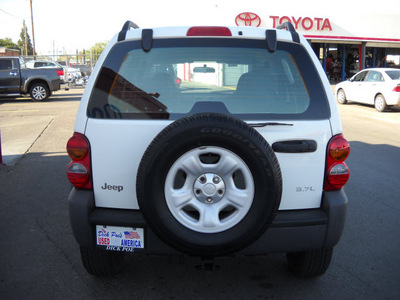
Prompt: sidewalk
<box><xmin>0</xmin><ymin>88</ymin><xmax>84</xmax><ymax>166</ymax></box>
<box><xmin>1</xmin><ymin>115</ymin><xmax>54</xmax><ymax>165</ymax></box>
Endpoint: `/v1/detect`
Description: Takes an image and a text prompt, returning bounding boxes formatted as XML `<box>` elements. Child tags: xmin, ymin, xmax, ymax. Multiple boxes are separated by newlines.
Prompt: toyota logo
<box><xmin>235</xmin><ymin>12</ymin><xmax>261</xmax><ymax>27</ymax></box>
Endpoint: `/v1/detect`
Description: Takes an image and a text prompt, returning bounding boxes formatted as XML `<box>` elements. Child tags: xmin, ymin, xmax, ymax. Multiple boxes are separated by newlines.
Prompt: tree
<box><xmin>17</xmin><ymin>20</ymin><xmax>34</xmax><ymax>56</ymax></box>
<box><xmin>88</xmin><ymin>41</ymin><xmax>108</xmax><ymax>65</ymax></box>
<box><xmin>90</xmin><ymin>42</ymin><xmax>108</xmax><ymax>54</ymax></box>
<box><xmin>0</xmin><ymin>38</ymin><xmax>20</xmax><ymax>50</ymax></box>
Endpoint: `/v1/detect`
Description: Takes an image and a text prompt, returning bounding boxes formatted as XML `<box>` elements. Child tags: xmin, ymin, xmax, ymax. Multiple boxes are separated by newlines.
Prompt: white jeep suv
<box><xmin>67</xmin><ymin>21</ymin><xmax>350</xmax><ymax>278</ymax></box>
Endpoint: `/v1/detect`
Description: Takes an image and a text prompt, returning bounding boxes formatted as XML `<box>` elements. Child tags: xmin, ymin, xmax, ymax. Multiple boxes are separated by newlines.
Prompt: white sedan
<box><xmin>335</xmin><ymin>68</ymin><xmax>400</xmax><ymax>112</ymax></box>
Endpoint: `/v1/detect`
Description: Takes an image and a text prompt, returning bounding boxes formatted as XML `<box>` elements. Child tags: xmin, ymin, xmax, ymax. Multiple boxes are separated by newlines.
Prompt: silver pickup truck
<box><xmin>0</xmin><ymin>56</ymin><xmax>62</xmax><ymax>101</ymax></box>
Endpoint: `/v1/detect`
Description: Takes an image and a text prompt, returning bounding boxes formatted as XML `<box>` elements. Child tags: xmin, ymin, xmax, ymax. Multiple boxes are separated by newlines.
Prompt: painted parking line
<box><xmin>0</xmin><ymin>110</ymin><xmax>40</xmax><ymax>113</ymax></box>
<box><xmin>369</xmin><ymin>115</ymin><xmax>400</xmax><ymax>124</ymax></box>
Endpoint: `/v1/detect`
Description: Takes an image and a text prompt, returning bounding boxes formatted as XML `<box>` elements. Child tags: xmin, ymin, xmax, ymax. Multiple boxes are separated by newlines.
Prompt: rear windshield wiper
<box><xmin>149</xmin><ymin>92</ymin><xmax>160</xmax><ymax>98</ymax></box>
<box><xmin>248</xmin><ymin>122</ymin><xmax>293</xmax><ymax>127</ymax></box>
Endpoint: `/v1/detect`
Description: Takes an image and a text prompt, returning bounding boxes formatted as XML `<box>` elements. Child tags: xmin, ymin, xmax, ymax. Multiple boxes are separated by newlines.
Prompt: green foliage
<box><xmin>90</xmin><ymin>42</ymin><xmax>108</xmax><ymax>56</ymax></box>
<box><xmin>17</xmin><ymin>20</ymin><xmax>34</xmax><ymax>56</ymax></box>
<box><xmin>0</xmin><ymin>37</ymin><xmax>20</xmax><ymax>50</ymax></box>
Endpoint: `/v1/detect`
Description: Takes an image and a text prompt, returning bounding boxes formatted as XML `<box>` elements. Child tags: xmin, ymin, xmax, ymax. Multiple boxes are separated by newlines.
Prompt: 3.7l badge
<box><xmin>296</xmin><ymin>186</ymin><xmax>316</xmax><ymax>192</ymax></box>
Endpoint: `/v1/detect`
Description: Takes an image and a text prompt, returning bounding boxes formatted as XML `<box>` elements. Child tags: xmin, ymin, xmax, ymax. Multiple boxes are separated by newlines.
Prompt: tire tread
<box><xmin>287</xmin><ymin>248</ymin><xmax>333</xmax><ymax>278</ymax></box>
<box><xmin>80</xmin><ymin>247</ymin><xmax>124</xmax><ymax>277</ymax></box>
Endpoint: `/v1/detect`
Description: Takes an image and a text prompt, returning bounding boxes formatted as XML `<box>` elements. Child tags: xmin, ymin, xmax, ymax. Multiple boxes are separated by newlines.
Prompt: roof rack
<box><xmin>276</xmin><ymin>22</ymin><xmax>300</xmax><ymax>43</ymax></box>
<box><xmin>118</xmin><ymin>20</ymin><xmax>139</xmax><ymax>42</ymax></box>
<box><xmin>117</xmin><ymin>20</ymin><xmax>153</xmax><ymax>52</ymax></box>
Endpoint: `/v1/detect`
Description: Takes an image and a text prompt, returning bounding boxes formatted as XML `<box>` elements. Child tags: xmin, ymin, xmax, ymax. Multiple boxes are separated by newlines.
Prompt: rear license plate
<box><xmin>96</xmin><ymin>225</ymin><xmax>144</xmax><ymax>252</ymax></box>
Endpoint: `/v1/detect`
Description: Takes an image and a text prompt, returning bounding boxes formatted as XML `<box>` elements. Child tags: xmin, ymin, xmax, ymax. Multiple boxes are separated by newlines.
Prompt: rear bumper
<box><xmin>386</xmin><ymin>92</ymin><xmax>400</xmax><ymax>106</ymax></box>
<box><xmin>49</xmin><ymin>79</ymin><xmax>62</xmax><ymax>92</ymax></box>
<box><xmin>68</xmin><ymin>188</ymin><xmax>347</xmax><ymax>255</ymax></box>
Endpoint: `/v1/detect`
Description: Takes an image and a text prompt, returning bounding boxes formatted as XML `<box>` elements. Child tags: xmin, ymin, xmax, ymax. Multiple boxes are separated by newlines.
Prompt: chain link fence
<box><xmin>20</xmin><ymin>52</ymin><xmax>102</xmax><ymax>69</ymax></box>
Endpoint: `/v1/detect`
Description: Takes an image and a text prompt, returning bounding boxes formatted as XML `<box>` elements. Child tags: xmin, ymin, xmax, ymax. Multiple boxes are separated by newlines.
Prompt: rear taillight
<box><xmin>393</xmin><ymin>85</ymin><xmax>400</xmax><ymax>92</ymax></box>
<box><xmin>56</xmin><ymin>70</ymin><xmax>64</xmax><ymax>76</ymax></box>
<box><xmin>187</xmin><ymin>26</ymin><xmax>232</xmax><ymax>36</ymax></box>
<box><xmin>66</xmin><ymin>132</ymin><xmax>92</xmax><ymax>189</ymax></box>
<box><xmin>324</xmin><ymin>134</ymin><xmax>350</xmax><ymax>191</ymax></box>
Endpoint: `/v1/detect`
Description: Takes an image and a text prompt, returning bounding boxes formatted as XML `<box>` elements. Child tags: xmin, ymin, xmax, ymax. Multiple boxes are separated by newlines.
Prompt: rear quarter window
<box><xmin>87</xmin><ymin>38</ymin><xmax>330</xmax><ymax>120</ymax></box>
<box><xmin>385</xmin><ymin>70</ymin><xmax>400</xmax><ymax>80</ymax></box>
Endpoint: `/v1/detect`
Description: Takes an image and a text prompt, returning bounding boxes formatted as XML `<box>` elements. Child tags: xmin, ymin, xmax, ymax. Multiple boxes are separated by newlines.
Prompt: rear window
<box><xmin>87</xmin><ymin>38</ymin><xmax>330</xmax><ymax>120</ymax></box>
<box><xmin>385</xmin><ymin>70</ymin><xmax>400</xmax><ymax>80</ymax></box>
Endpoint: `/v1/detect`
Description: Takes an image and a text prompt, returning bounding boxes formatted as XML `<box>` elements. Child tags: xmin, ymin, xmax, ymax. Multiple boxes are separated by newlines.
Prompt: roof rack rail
<box><xmin>118</xmin><ymin>20</ymin><xmax>139</xmax><ymax>42</ymax></box>
<box><xmin>276</xmin><ymin>21</ymin><xmax>296</xmax><ymax>32</ymax></box>
<box><xmin>276</xmin><ymin>22</ymin><xmax>300</xmax><ymax>43</ymax></box>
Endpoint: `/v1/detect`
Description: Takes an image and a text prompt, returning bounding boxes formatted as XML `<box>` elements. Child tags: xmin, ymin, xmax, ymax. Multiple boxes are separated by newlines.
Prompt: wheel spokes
<box><xmin>165</xmin><ymin>146</ymin><xmax>255</xmax><ymax>233</ymax></box>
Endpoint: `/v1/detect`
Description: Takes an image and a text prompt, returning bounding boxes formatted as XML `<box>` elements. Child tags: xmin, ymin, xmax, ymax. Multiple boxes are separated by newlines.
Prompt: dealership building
<box><xmin>232</xmin><ymin>7</ymin><xmax>400</xmax><ymax>82</ymax></box>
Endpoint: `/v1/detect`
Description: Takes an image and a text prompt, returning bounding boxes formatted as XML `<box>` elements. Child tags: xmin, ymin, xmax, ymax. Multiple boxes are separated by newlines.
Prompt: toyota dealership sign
<box><xmin>235</xmin><ymin>12</ymin><xmax>332</xmax><ymax>31</ymax></box>
<box><xmin>235</xmin><ymin>13</ymin><xmax>262</xmax><ymax>27</ymax></box>
<box><xmin>234</xmin><ymin>11</ymin><xmax>400</xmax><ymax>43</ymax></box>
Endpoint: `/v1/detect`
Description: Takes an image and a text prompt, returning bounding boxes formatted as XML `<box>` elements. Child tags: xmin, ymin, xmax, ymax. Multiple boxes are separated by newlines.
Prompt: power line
<box><xmin>0</xmin><ymin>7</ymin><xmax>22</xmax><ymax>19</ymax></box>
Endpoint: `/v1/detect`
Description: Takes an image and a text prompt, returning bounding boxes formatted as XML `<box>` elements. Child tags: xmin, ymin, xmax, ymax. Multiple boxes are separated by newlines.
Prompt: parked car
<box><xmin>335</xmin><ymin>68</ymin><xmax>400</xmax><ymax>112</ymax></box>
<box><xmin>26</xmin><ymin>60</ymin><xmax>81</xmax><ymax>83</ymax></box>
<box><xmin>70</xmin><ymin>64</ymin><xmax>92</xmax><ymax>77</ymax></box>
<box><xmin>67</xmin><ymin>21</ymin><xmax>350</xmax><ymax>278</ymax></box>
<box><xmin>0</xmin><ymin>56</ymin><xmax>62</xmax><ymax>101</ymax></box>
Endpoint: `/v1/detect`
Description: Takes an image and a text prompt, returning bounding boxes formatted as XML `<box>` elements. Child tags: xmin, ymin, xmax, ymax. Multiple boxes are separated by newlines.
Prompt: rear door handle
<box><xmin>9</xmin><ymin>72</ymin><xmax>18</xmax><ymax>76</ymax></box>
<box><xmin>272</xmin><ymin>140</ymin><xmax>317</xmax><ymax>153</ymax></box>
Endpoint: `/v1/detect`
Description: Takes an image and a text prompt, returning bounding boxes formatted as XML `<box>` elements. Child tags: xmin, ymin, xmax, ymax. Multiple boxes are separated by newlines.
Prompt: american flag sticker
<box><xmin>124</xmin><ymin>231</ymin><xmax>141</xmax><ymax>239</ymax></box>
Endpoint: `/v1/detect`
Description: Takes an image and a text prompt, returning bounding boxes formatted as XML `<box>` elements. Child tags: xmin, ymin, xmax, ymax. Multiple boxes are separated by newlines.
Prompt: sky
<box><xmin>0</xmin><ymin>0</ymin><xmax>242</xmax><ymax>53</ymax></box>
<box><xmin>1</xmin><ymin>0</ymin><xmax>400</xmax><ymax>54</ymax></box>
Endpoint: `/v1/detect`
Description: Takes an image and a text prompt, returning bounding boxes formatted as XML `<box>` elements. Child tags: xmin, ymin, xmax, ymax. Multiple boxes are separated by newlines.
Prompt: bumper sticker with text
<box><xmin>96</xmin><ymin>225</ymin><xmax>144</xmax><ymax>252</ymax></box>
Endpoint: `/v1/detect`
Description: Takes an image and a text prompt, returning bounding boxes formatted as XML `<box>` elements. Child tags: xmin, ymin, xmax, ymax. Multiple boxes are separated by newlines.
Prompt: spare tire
<box><xmin>136</xmin><ymin>113</ymin><xmax>282</xmax><ymax>256</ymax></box>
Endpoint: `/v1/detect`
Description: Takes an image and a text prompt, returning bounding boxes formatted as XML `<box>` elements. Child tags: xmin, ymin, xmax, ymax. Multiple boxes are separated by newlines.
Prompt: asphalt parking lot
<box><xmin>0</xmin><ymin>89</ymin><xmax>399</xmax><ymax>299</ymax></box>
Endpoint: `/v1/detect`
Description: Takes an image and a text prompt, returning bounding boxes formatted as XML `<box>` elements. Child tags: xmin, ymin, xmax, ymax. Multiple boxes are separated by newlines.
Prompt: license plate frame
<box><xmin>96</xmin><ymin>225</ymin><xmax>144</xmax><ymax>252</ymax></box>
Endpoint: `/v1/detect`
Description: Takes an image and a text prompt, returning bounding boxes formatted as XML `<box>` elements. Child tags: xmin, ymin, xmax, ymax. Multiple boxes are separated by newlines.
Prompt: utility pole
<box><xmin>24</xmin><ymin>20</ymin><xmax>28</xmax><ymax>56</ymax></box>
<box><xmin>30</xmin><ymin>0</ymin><xmax>36</xmax><ymax>59</ymax></box>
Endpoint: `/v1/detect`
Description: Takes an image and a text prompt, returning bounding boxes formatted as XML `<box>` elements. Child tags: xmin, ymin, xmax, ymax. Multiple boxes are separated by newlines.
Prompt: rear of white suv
<box><xmin>67</xmin><ymin>22</ymin><xmax>350</xmax><ymax>278</ymax></box>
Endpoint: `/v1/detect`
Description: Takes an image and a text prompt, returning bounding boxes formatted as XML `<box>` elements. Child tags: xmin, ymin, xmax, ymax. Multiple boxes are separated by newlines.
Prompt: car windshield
<box><xmin>385</xmin><ymin>70</ymin><xmax>400</xmax><ymax>80</ymax></box>
<box><xmin>88</xmin><ymin>38</ymin><xmax>329</xmax><ymax>120</ymax></box>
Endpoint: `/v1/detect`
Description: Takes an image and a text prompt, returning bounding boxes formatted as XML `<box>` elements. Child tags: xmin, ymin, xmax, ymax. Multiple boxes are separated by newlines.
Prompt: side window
<box><xmin>0</xmin><ymin>59</ymin><xmax>13</xmax><ymax>70</ymax></box>
<box><xmin>353</xmin><ymin>71</ymin><xmax>368</xmax><ymax>82</ymax></box>
<box><xmin>366</xmin><ymin>71</ymin><xmax>384</xmax><ymax>82</ymax></box>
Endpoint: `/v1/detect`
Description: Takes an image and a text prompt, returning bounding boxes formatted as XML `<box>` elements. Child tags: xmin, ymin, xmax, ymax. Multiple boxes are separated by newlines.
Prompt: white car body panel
<box><xmin>86</xmin><ymin>118</ymin><xmax>332</xmax><ymax>210</ymax></box>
